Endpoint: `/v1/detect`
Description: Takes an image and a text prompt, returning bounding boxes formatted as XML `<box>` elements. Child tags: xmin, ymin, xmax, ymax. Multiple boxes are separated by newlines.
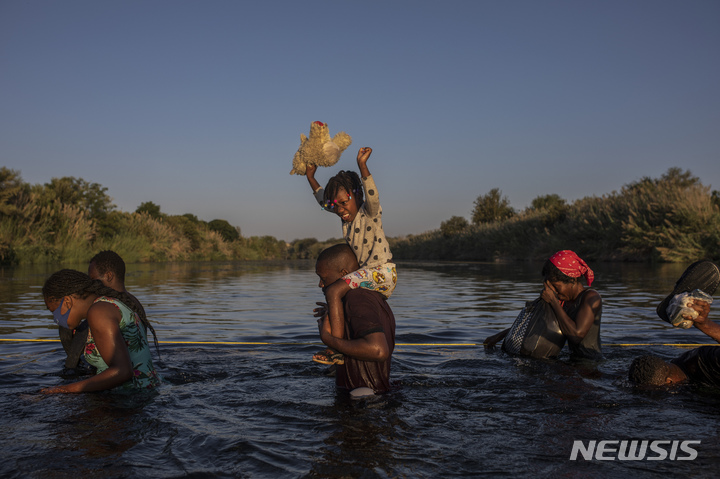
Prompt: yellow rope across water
<box><xmin>1</xmin><ymin>338</ymin><xmax>718</xmax><ymax>347</ymax></box>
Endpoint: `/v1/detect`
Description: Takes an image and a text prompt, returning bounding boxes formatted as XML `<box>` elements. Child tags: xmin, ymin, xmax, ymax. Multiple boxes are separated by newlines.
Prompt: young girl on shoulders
<box><xmin>305</xmin><ymin>147</ymin><xmax>397</xmax><ymax>364</ymax></box>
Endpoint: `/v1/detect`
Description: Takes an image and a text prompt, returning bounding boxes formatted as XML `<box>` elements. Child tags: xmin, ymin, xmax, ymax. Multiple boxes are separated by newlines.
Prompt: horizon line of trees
<box><xmin>393</xmin><ymin>167</ymin><xmax>720</xmax><ymax>263</ymax></box>
<box><xmin>3</xmin><ymin>166</ymin><xmax>718</xmax><ymax>266</ymax></box>
<box><xmin>0</xmin><ymin>168</ymin><xmax>298</xmax><ymax>265</ymax></box>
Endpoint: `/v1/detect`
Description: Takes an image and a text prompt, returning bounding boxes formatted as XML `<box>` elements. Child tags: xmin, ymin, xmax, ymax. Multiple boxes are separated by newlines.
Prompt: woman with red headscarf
<box><xmin>484</xmin><ymin>250</ymin><xmax>602</xmax><ymax>360</ymax></box>
<box><xmin>539</xmin><ymin>250</ymin><xmax>602</xmax><ymax>360</ymax></box>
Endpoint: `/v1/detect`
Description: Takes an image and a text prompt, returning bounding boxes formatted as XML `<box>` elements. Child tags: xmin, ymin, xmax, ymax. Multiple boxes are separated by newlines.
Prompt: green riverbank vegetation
<box><xmin>390</xmin><ymin>168</ymin><xmax>720</xmax><ymax>263</ymax></box>
<box><xmin>0</xmin><ymin>168</ymin><xmax>293</xmax><ymax>265</ymax></box>
<box><xmin>3</xmin><ymin>167</ymin><xmax>717</xmax><ymax>266</ymax></box>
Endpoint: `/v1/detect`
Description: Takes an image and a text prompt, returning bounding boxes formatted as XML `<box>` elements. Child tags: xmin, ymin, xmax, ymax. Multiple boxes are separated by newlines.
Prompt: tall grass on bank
<box><xmin>390</xmin><ymin>169</ymin><xmax>720</xmax><ymax>262</ymax></box>
<box><xmin>0</xmin><ymin>168</ymin><xmax>289</xmax><ymax>265</ymax></box>
<box><xmin>0</xmin><ymin>203</ymin><xmax>287</xmax><ymax>265</ymax></box>
<box><xmin>3</xmin><ymin>167</ymin><xmax>718</xmax><ymax>265</ymax></box>
<box><xmin>0</xmin><ymin>198</ymin><xmax>96</xmax><ymax>264</ymax></box>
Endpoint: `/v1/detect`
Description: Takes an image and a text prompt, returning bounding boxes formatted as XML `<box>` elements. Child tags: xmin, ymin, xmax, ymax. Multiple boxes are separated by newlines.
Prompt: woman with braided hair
<box><xmin>41</xmin><ymin>269</ymin><xmax>161</xmax><ymax>393</ymax></box>
<box><xmin>305</xmin><ymin>147</ymin><xmax>397</xmax><ymax>365</ymax></box>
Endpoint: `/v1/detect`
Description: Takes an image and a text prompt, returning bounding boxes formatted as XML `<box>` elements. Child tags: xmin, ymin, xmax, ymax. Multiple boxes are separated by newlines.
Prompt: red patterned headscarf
<box><xmin>548</xmin><ymin>250</ymin><xmax>594</xmax><ymax>286</ymax></box>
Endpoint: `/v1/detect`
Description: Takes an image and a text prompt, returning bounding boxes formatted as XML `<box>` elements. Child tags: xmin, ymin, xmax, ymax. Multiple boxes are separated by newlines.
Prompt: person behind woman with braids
<box><xmin>305</xmin><ymin>147</ymin><xmax>397</xmax><ymax>365</ymax></box>
<box><xmin>41</xmin><ymin>269</ymin><xmax>161</xmax><ymax>393</ymax></box>
<box><xmin>485</xmin><ymin>250</ymin><xmax>603</xmax><ymax>360</ymax></box>
<box><xmin>88</xmin><ymin>250</ymin><xmax>146</xmax><ymax>330</ymax></box>
<box><xmin>57</xmin><ymin>250</ymin><xmax>148</xmax><ymax>375</ymax></box>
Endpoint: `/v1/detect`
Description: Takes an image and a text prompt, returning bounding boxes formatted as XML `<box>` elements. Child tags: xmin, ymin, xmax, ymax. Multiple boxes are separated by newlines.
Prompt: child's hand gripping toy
<box><xmin>289</xmin><ymin>121</ymin><xmax>352</xmax><ymax>175</ymax></box>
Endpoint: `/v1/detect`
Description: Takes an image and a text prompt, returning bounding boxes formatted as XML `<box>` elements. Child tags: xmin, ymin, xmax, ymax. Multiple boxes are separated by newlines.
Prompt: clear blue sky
<box><xmin>2</xmin><ymin>1</ymin><xmax>718</xmax><ymax>242</ymax></box>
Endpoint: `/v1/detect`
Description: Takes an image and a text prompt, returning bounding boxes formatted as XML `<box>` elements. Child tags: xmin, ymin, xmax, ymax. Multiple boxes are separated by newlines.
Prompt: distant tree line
<box><xmin>0</xmin><ymin>168</ymin><xmax>292</xmax><ymax>265</ymax></box>
<box><xmin>395</xmin><ymin>168</ymin><xmax>720</xmax><ymax>263</ymax></box>
<box><xmin>4</xmin><ymin>166</ymin><xmax>717</xmax><ymax>265</ymax></box>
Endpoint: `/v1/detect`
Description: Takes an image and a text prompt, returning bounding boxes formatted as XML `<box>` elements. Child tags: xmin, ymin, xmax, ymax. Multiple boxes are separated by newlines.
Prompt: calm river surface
<box><xmin>1</xmin><ymin>260</ymin><xmax>719</xmax><ymax>478</ymax></box>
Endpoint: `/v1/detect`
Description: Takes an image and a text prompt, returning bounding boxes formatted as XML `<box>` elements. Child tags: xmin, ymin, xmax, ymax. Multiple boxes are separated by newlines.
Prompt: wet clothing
<box><xmin>124</xmin><ymin>292</ymin><xmax>148</xmax><ymax>334</ymax></box>
<box><xmin>85</xmin><ymin>296</ymin><xmax>161</xmax><ymax>391</ymax></box>
<box><xmin>562</xmin><ymin>289</ymin><xmax>603</xmax><ymax>360</ymax></box>
<box><xmin>672</xmin><ymin>346</ymin><xmax>720</xmax><ymax>389</ymax></box>
<box><xmin>58</xmin><ymin>292</ymin><xmax>146</xmax><ymax>372</ymax></box>
<box><xmin>341</xmin><ymin>263</ymin><xmax>397</xmax><ymax>299</ymax></box>
<box><xmin>336</xmin><ymin>289</ymin><xmax>396</xmax><ymax>394</ymax></box>
<box><xmin>314</xmin><ymin>174</ymin><xmax>397</xmax><ymax>298</ymax></box>
<box><xmin>502</xmin><ymin>298</ymin><xmax>566</xmax><ymax>359</ymax></box>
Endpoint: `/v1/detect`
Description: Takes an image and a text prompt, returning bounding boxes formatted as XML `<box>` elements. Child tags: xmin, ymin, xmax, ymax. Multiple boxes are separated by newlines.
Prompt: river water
<box><xmin>1</xmin><ymin>260</ymin><xmax>719</xmax><ymax>478</ymax></box>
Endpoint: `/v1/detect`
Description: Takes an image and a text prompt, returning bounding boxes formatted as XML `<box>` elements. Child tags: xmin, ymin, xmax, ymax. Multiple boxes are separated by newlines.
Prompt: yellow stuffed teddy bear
<box><xmin>289</xmin><ymin>121</ymin><xmax>352</xmax><ymax>175</ymax></box>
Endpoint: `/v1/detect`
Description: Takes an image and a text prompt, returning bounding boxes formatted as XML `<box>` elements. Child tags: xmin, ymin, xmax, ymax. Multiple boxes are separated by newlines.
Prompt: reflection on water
<box><xmin>1</xmin><ymin>260</ymin><xmax>719</xmax><ymax>477</ymax></box>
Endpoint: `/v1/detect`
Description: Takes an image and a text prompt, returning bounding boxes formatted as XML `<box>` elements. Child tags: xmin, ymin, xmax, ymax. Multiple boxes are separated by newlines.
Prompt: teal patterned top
<box><xmin>85</xmin><ymin>296</ymin><xmax>161</xmax><ymax>391</ymax></box>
